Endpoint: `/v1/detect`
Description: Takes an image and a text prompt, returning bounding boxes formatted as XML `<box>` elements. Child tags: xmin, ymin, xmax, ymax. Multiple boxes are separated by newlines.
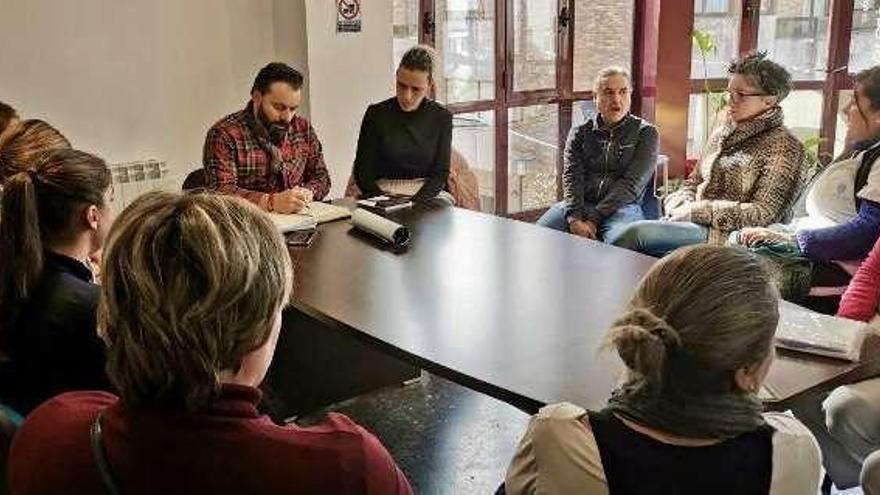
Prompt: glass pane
<box><xmin>392</xmin><ymin>0</ymin><xmax>419</xmax><ymax>67</ymax></box>
<box><xmin>453</xmin><ymin>111</ymin><xmax>496</xmax><ymax>212</ymax></box>
<box><xmin>850</xmin><ymin>1</ymin><xmax>880</xmax><ymax>74</ymax></box>
<box><xmin>573</xmin><ymin>0</ymin><xmax>635</xmax><ymax>92</ymax></box>
<box><xmin>780</xmin><ymin>90</ymin><xmax>823</xmax><ymax>142</ymax></box>
<box><xmin>687</xmin><ymin>94</ymin><xmax>709</xmax><ymax>159</ymax></box>
<box><xmin>508</xmin><ymin>104</ymin><xmax>559</xmax><ymax>213</ymax></box>
<box><xmin>691</xmin><ymin>0</ymin><xmax>741</xmax><ymax>79</ymax></box>
<box><xmin>512</xmin><ymin>0</ymin><xmax>556</xmax><ymax>91</ymax></box>
<box><xmin>835</xmin><ymin>90</ymin><xmax>853</xmax><ymax>157</ymax></box>
<box><xmin>572</xmin><ymin>99</ymin><xmax>598</xmax><ymax>130</ymax></box>
<box><xmin>435</xmin><ymin>0</ymin><xmax>495</xmax><ymax>103</ymax></box>
<box><xmin>757</xmin><ymin>0</ymin><xmax>828</xmax><ymax>80</ymax></box>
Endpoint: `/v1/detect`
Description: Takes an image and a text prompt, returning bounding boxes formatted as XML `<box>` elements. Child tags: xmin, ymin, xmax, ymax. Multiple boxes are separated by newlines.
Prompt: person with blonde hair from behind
<box><xmin>8</xmin><ymin>191</ymin><xmax>412</xmax><ymax>495</ymax></box>
<box><xmin>505</xmin><ymin>245</ymin><xmax>821</xmax><ymax>494</ymax></box>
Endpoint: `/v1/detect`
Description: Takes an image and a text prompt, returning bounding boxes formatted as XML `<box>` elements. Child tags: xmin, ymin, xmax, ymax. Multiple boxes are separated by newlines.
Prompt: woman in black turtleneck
<box><xmin>353</xmin><ymin>45</ymin><xmax>453</xmax><ymax>204</ymax></box>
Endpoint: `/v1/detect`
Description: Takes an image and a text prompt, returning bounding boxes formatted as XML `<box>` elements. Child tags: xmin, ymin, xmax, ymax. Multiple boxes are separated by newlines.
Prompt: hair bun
<box><xmin>619</xmin><ymin>307</ymin><xmax>680</xmax><ymax>349</ymax></box>
<box><xmin>608</xmin><ymin>307</ymin><xmax>681</xmax><ymax>385</ymax></box>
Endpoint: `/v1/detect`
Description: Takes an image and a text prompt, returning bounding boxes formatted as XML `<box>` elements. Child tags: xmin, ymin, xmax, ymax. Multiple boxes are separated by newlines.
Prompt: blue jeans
<box><xmin>612</xmin><ymin>220</ymin><xmax>709</xmax><ymax>257</ymax></box>
<box><xmin>537</xmin><ymin>201</ymin><xmax>644</xmax><ymax>245</ymax></box>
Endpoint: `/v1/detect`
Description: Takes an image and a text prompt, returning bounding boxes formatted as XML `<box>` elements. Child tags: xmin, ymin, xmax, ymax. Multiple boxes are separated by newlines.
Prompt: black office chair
<box><xmin>182</xmin><ymin>168</ymin><xmax>208</xmax><ymax>191</ymax></box>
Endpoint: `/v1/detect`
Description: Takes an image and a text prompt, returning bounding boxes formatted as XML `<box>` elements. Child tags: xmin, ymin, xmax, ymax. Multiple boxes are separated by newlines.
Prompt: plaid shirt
<box><xmin>203</xmin><ymin>103</ymin><xmax>331</xmax><ymax>205</ymax></box>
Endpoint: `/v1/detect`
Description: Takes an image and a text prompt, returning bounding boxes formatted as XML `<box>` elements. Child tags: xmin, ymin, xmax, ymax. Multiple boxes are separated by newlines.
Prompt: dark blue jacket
<box><xmin>562</xmin><ymin>114</ymin><xmax>658</xmax><ymax>225</ymax></box>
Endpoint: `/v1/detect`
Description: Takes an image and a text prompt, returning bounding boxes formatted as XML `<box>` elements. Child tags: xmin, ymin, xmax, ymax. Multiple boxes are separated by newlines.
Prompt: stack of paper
<box><xmin>775</xmin><ymin>300</ymin><xmax>868</xmax><ymax>362</ymax></box>
<box><xmin>267</xmin><ymin>201</ymin><xmax>351</xmax><ymax>233</ymax></box>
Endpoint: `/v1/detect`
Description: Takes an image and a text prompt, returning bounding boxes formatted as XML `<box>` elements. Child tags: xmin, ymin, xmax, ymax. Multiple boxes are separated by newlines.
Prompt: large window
<box><xmin>395</xmin><ymin>0</ymin><xmax>636</xmax><ymax>216</ymax></box>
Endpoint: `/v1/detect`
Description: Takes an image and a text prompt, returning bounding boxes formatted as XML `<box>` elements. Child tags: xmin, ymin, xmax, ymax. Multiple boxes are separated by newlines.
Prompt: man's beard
<box><xmin>255</xmin><ymin>105</ymin><xmax>290</xmax><ymax>145</ymax></box>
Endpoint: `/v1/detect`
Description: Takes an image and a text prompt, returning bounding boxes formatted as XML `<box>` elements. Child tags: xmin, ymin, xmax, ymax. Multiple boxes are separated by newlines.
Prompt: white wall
<box><xmin>303</xmin><ymin>0</ymin><xmax>395</xmax><ymax>197</ymax></box>
<box><xmin>0</xmin><ymin>0</ymin><xmax>275</xmax><ymax>184</ymax></box>
<box><xmin>273</xmin><ymin>0</ymin><xmax>310</xmax><ymax>119</ymax></box>
<box><xmin>0</xmin><ymin>0</ymin><xmax>394</xmax><ymax>197</ymax></box>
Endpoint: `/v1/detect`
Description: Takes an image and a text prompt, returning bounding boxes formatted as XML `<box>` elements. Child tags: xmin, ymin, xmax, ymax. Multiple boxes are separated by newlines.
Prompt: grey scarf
<box><xmin>606</xmin><ymin>376</ymin><xmax>765</xmax><ymax>440</ymax></box>
<box><xmin>244</xmin><ymin>101</ymin><xmax>286</xmax><ymax>175</ymax></box>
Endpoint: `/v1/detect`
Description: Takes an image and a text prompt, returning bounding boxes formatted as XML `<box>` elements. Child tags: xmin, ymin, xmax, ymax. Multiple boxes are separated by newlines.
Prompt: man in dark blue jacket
<box><xmin>538</xmin><ymin>67</ymin><xmax>659</xmax><ymax>244</ymax></box>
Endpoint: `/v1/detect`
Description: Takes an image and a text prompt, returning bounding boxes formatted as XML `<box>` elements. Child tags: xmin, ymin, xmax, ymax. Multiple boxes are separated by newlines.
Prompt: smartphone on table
<box><xmin>285</xmin><ymin>228</ymin><xmax>318</xmax><ymax>247</ymax></box>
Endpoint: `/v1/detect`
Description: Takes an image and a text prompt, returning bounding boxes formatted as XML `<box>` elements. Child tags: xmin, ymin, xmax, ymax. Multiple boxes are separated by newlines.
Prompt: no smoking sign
<box><xmin>337</xmin><ymin>0</ymin><xmax>362</xmax><ymax>33</ymax></box>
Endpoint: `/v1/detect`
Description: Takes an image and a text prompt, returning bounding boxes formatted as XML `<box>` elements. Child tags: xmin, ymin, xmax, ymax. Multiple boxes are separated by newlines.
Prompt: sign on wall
<box><xmin>336</xmin><ymin>0</ymin><xmax>362</xmax><ymax>34</ymax></box>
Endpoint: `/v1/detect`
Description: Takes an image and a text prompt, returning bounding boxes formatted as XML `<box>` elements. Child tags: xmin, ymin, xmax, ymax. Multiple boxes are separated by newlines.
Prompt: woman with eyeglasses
<box><xmin>736</xmin><ymin>66</ymin><xmax>880</xmax><ymax>308</ymax></box>
<box><xmin>613</xmin><ymin>52</ymin><xmax>805</xmax><ymax>257</ymax></box>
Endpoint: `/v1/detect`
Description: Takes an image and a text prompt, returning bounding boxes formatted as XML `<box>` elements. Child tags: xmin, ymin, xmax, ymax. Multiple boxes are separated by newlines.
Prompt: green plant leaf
<box><xmin>692</xmin><ymin>29</ymin><xmax>717</xmax><ymax>56</ymax></box>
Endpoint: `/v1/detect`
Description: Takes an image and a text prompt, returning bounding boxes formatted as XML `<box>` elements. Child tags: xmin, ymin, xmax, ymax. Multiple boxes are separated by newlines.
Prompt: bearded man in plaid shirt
<box><xmin>203</xmin><ymin>63</ymin><xmax>331</xmax><ymax>213</ymax></box>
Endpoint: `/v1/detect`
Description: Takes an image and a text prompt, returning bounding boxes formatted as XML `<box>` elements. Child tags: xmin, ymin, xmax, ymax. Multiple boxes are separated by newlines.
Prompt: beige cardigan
<box><xmin>505</xmin><ymin>402</ymin><xmax>822</xmax><ymax>495</ymax></box>
<box><xmin>665</xmin><ymin>107</ymin><xmax>805</xmax><ymax>245</ymax></box>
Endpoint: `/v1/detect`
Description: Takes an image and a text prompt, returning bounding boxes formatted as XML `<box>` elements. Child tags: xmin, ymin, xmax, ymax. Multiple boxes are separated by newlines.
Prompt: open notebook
<box><xmin>775</xmin><ymin>300</ymin><xmax>868</xmax><ymax>362</ymax></box>
<box><xmin>266</xmin><ymin>201</ymin><xmax>351</xmax><ymax>233</ymax></box>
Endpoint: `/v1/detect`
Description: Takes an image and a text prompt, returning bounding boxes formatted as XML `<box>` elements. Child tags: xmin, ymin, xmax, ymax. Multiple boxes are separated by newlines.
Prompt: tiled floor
<box><xmin>299</xmin><ymin>372</ymin><xmax>530</xmax><ymax>494</ymax></box>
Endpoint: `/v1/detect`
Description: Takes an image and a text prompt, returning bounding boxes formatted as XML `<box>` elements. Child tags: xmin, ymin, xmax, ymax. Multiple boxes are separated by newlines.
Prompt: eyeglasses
<box><xmin>726</xmin><ymin>89</ymin><xmax>768</xmax><ymax>102</ymax></box>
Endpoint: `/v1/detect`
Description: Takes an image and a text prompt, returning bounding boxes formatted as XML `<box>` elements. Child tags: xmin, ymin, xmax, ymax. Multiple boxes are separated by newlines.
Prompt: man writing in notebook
<box><xmin>203</xmin><ymin>63</ymin><xmax>331</xmax><ymax>213</ymax></box>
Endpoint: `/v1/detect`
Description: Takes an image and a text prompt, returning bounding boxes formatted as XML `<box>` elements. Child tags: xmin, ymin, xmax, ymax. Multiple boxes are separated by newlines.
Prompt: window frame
<box><xmin>414</xmin><ymin>0</ymin><xmax>642</xmax><ymax>218</ymax></box>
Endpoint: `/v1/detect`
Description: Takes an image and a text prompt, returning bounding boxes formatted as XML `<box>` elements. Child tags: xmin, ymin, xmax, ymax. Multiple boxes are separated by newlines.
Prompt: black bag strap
<box><xmin>854</xmin><ymin>143</ymin><xmax>880</xmax><ymax>207</ymax></box>
<box><xmin>90</xmin><ymin>411</ymin><xmax>122</xmax><ymax>495</ymax></box>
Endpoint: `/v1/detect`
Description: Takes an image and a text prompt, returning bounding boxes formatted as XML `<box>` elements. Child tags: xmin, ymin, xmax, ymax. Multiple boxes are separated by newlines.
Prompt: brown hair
<box><xmin>98</xmin><ymin>191</ymin><xmax>292</xmax><ymax>411</ymax></box>
<box><xmin>399</xmin><ymin>45</ymin><xmax>437</xmax><ymax>81</ymax></box>
<box><xmin>0</xmin><ymin>101</ymin><xmax>18</xmax><ymax>138</ymax></box>
<box><xmin>855</xmin><ymin>65</ymin><xmax>880</xmax><ymax>112</ymax></box>
<box><xmin>605</xmin><ymin>245</ymin><xmax>778</xmax><ymax>394</ymax></box>
<box><xmin>0</xmin><ymin>119</ymin><xmax>71</xmax><ymax>182</ymax></box>
<box><xmin>727</xmin><ymin>52</ymin><xmax>792</xmax><ymax>102</ymax></box>
<box><xmin>0</xmin><ymin>149</ymin><xmax>111</xmax><ymax>336</ymax></box>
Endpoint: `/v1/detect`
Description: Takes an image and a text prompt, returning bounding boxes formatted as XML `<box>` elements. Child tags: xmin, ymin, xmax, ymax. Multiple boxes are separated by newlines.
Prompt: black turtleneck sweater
<box><xmin>0</xmin><ymin>252</ymin><xmax>110</xmax><ymax>414</ymax></box>
<box><xmin>353</xmin><ymin>97</ymin><xmax>453</xmax><ymax>202</ymax></box>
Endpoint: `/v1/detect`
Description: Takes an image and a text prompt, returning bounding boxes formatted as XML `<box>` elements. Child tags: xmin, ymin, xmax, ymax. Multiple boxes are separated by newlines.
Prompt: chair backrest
<box><xmin>640</xmin><ymin>154</ymin><xmax>669</xmax><ymax>220</ymax></box>
<box><xmin>182</xmin><ymin>168</ymin><xmax>208</xmax><ymax>191</ymax></box>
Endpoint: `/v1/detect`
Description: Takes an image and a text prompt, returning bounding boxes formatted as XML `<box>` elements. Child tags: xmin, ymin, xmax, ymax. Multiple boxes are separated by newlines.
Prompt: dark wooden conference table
<box><xmin>266</xmin><ymin>203</ymin><xmax>880</xmax><ymax>417</ymax></box>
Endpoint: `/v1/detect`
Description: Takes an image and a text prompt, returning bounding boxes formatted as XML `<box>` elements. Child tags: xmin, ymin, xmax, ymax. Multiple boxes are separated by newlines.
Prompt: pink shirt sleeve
<box><xmin>838</xmin><ymin>235</ymin><xmax>880</xmax><ymax>322</ymax></box>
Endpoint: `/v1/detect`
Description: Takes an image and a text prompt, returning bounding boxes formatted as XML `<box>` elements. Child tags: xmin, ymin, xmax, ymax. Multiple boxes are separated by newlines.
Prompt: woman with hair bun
<box><xmin>505</xmin><ymin>245</ymin><xmax>822</xmax><ymax>494</ymax></box>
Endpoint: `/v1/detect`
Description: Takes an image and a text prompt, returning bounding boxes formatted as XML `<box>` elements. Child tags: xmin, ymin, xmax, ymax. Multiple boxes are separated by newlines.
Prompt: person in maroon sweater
<box><xmin>8</xmin><ymin>192</ymin><xmax>412</xmax><ymax>495</ymax></box>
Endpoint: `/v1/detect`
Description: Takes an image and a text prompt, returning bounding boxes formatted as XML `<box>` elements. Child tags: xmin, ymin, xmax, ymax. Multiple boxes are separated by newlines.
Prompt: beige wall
<box><xmin>273</xmin><ymin>0</ymin><xmax>310</xmax><ymax>119</ymax></box>
<box><xmin>0</xmin><ymin>0</ymin><xmax>395</xmax><ymax>197</ymax></box>
<box><xmin>0</xmin><ymin>0</ymin><xmax>276</xmax><ymax>184</ymax></box>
